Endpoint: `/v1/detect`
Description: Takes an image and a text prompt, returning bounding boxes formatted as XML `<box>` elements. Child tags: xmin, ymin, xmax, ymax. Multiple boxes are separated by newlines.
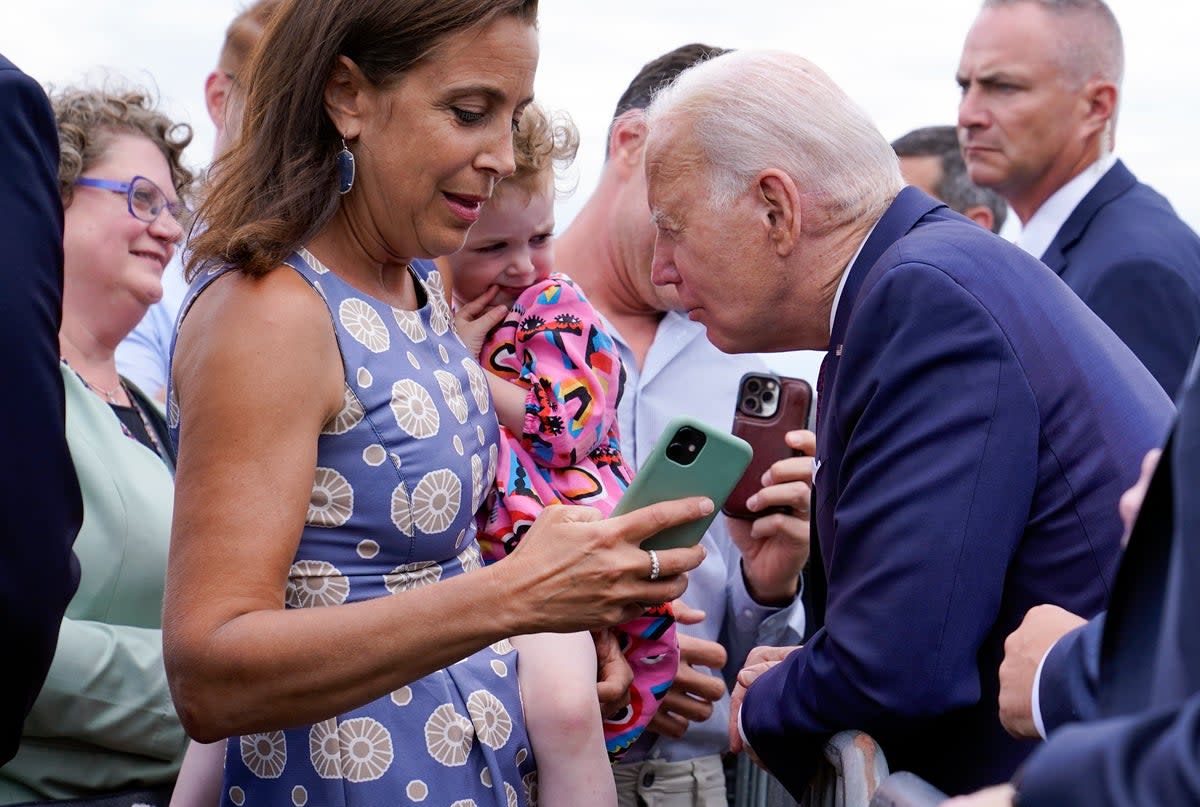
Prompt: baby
<box><xmin>451</xmin><ymin>104</ymin><xmax>678</xmax><ymax>806</ymax></box>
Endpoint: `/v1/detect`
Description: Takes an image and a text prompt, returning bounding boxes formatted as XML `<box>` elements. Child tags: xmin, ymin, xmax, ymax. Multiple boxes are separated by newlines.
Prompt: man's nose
<box><xmin>958</xmin><ymin>84</ymin><xmax>989</xmax><ymax>130</ymax></box>
<box><xmin>650</xmin><ymin>241</ymin><xmax>679</xmax><ymax>287</ymax></box>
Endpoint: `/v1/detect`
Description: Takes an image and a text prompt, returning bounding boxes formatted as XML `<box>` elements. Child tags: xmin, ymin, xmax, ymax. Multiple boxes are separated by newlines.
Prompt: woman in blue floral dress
<box><xmin>161</xmin><ymin>1</ymin><xmax>708</xmax><ymax>805</ymax></box>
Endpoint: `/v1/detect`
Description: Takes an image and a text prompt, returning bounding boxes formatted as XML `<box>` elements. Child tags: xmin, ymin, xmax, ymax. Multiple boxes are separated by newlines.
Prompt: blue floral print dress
<box><xmin>170</xmin><ymin>250</ymin><xmax>536</xmax><ymax>806</ymax></box>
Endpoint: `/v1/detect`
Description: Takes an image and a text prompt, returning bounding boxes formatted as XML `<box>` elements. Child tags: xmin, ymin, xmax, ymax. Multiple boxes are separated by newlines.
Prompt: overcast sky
<box><xmin>5</xmin><ymin>1</ymin><xmax>1198</xmax><ymax>238</ymax></box>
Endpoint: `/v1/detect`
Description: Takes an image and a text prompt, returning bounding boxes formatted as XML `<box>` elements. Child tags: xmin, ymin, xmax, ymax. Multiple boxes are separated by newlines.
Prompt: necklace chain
<box><xmin>61</xmin><ymin>358</ymin><xmax>124</xmax><ymax>404</ymax></box>
<box><xmin>61</xmin><ymin>359</ymin><xmax>164</xmax><ymax>459</ymax></box>
<box><xmin>79</xmin><ymin>375</ymin><xmax>123</xmax><ymax>404</ymax></box>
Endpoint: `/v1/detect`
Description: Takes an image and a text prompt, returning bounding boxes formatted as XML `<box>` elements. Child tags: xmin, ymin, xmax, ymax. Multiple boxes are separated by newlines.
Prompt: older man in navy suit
<box><xmin>0</xmin><ymin>54</ymin><xmax>82</xmax><ymax>764</ymax></box>
<box><xmin>641</xmin><ymin>49</ymin><xmax>1174</xmax><ymax>798</ymax></box>
<box><xmin>958</xmin><ymin>0</ymin><xmax>1200</xmax><ymax>399</ymax></box>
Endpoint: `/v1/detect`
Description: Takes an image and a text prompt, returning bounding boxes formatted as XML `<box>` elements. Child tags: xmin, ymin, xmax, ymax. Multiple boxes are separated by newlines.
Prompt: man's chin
<box><xmin>691</xmin><ymin>314</ymin><xmax>753</xmax><ymax>355</ymax></box>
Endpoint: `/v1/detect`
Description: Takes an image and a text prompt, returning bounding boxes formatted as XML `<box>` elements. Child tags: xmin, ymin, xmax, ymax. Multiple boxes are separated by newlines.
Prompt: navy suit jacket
<box><xmin>0</xmin><ymin>54</ymin><xmax>82</xmax><ymax>763</ymax></box>
<box><xmin>740</xmin><ymin>188</ymin><xmax>1174</xmax><ymax>797</ymax></box>
<box><xmin>1041</xmin><ymin>160</ymin><xmax>1200</xmax><ymax>399</ymax></box>
<box><xmin>1018</xmin><ymin>349</ymin><xmax>1200</xmax><ymax>806</ymax></box>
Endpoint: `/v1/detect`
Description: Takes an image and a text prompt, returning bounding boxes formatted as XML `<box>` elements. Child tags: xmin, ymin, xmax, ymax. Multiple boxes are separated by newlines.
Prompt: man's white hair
<box><xmin>644</xmin><ymin>49</ymin><xmax>903</xmax><ymax>229</ymax></box>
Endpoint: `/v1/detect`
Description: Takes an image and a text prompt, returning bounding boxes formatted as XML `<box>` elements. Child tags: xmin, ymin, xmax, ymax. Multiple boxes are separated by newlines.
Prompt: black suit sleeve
<box><xmin>0</xmin><ymin>56</ymin><xmax>82</xmax><ymax>764</ymax></box>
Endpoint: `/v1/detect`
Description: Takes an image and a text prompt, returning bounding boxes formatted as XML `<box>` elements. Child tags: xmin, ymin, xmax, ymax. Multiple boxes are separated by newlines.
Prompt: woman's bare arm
<box><xmin>165</xmin><ymin>268</ymin><xmax>707</xmax><ymax>741</ymax></box>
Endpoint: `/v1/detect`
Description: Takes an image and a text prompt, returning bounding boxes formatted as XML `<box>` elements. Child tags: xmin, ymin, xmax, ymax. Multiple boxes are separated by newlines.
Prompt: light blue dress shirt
<box><xmin>607</xmin><ymin>309</ymin><xmax>819</xmax><ymax>762</ymax></box>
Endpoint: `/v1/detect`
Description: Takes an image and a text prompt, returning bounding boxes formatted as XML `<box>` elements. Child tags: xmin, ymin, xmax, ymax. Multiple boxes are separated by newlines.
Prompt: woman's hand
<box><xmin>452</xmin><ymin>285</ymin><xmax>508</xmax><ymax>358</ymax></box>
<box><xmin>495</xmin><ymin>498</ymin><xmax>711</xmax><ymax>635</ymax></box>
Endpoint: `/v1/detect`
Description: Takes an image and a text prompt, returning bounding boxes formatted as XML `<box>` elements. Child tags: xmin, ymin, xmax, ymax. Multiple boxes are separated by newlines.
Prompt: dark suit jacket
<box><xmin>1017</xmin><ymin>352</ymin><xmax>1200</xmax><ymax>805</ymax></box>
<box><xmin>1041</xmin><ymin>160</ymin><xmax>1200</xmax><ymax>399</ymax></box>
<box><xmin>739</xmin><ymin>188</ymin><xmax>1174</xmax><ymax>797</ymax></box>
<box><xmin>0</xmin><ymin>54</ymin><xmax>82</xmax><ymax>763</ymax></box>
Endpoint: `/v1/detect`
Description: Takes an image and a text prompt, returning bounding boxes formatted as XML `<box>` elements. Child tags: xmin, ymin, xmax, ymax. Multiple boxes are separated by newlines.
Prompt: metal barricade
<box><xmin>868</xmin><ymin>772</ymin><xmax>948</xmax><ymax>807</ymax></box>
<box><xmin>734</xmin><ymin>730</ymin><xmax>890</xmax><ymax>807</ymax></box>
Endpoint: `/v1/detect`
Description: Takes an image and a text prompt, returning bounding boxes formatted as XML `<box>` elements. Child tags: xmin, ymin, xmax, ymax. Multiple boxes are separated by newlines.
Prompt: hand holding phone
<box><xmin>723</xmin><ymin>372</ymin><xmax>813</xmax><ymax>520</ymax></box>
<box><xmin>610</xmin><ymin>416</ymin><xmax>752</xmax><ymax>551</ymax></box>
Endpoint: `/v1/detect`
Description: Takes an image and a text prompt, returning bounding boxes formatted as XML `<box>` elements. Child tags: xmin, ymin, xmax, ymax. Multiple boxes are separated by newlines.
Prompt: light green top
<box><xmin>0</xmin><ymin>366</ymin><xmax>186</xmax><ymax>803</ymax></box>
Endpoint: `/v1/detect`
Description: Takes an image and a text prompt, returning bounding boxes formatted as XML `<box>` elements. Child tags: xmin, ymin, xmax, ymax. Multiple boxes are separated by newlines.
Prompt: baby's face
<box><xmin>449</xmin><ymin>180</ymin><xmax>556</xmax><ymax>309</ymax></box>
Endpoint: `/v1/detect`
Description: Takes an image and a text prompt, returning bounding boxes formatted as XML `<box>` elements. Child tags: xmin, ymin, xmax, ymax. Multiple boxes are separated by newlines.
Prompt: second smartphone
<box><xmin>723</xmin><ymin>372</ymin><xmax>813</xmax><ymax>520</ymax></box>
<box><xmin>610</xmin><ymin>416</ymin><xmax>752</xmax><ymax>551</ymax></box>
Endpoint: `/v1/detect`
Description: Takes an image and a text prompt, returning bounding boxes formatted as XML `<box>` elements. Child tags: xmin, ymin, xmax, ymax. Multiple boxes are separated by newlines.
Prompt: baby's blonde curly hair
<box><xmin>499</xmin><ymin>103</ymin><xmax>579</xmax><ymax>202</ymax></box>
<box><xmin>51</xmin><ymin>84</ymin><xmax>195</xmax><ymax>208</ymax></box>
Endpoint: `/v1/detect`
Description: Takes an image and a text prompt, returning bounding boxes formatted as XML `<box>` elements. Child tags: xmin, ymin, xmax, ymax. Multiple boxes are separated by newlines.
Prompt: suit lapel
<box><xmin>1040</xmin><ymin>160</ymin><xmax>1137</xmax><ymax>274</ymax></box>
<box><xmin>817</xmin><ymin>187</ymin><xmax>944</xmax><ymax>463</ymax></box>
<box><xmin>806</xmin><ymin>188</ymin><xmax>943</xmax><ymax>632</ymax></box>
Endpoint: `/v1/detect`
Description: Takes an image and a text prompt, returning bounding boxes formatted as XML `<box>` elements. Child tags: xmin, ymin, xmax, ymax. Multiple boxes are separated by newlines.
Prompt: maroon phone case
<box><xmin>723</xmin><ymin>374</ymin><xmax>813</xmax><ymax>519</ymax></box>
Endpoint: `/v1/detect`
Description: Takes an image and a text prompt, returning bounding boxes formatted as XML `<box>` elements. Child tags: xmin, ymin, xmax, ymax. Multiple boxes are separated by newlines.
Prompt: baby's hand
<box><xmin>453</xmin><ymin>286</ymin><xmax>509</xmax><ymax>358</ymax></box>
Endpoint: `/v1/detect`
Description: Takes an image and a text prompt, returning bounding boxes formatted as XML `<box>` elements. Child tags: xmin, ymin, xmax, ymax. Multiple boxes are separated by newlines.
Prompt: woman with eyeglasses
<box><xmin>0</xmin><ymin>86</ymin><xmax>193</xmax><ymax>804</ymax></box>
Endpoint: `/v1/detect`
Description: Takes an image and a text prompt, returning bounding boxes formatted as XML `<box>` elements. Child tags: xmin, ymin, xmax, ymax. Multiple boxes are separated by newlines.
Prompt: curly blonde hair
<box><xmin>52</xmin><ymin>85</ymin><xmax>195</xmax><ymax>208</ymax></box>
<box><xmin>499</xmin><ymin>103</ymin><xmax>579</xmax><ymax>202</ymax></box>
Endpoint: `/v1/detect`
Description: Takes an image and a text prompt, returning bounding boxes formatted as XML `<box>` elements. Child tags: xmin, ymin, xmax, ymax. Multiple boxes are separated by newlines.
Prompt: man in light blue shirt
<box><xmin>557</xmin><ymin>43</ymin><xmax>821</xmax><ymax>806</ymax></box>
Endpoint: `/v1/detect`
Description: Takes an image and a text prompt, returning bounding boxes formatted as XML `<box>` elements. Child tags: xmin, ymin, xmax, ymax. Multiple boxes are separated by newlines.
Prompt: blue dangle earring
<box><xmin>337</xmin><ymin>136</ymin><xmax>355</xmax><ymax>195</ymax></box>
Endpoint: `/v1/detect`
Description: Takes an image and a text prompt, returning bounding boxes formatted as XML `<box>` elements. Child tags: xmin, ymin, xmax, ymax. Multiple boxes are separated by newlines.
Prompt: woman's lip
<box><xmin>131</xmin><ymin>251</ymin><xmax>167</xmax><ymax>271</ymax></box>
<box><xmin>444</xmin><ymin>193</ymin><xmax>483</xmax><ymax>223</ymax></box>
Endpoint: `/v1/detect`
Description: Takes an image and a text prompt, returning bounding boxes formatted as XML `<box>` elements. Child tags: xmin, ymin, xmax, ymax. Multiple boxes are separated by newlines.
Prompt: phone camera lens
<box><xmin>666</xmin><ymin>426</ymin><xmax>707</xmax><ymax>465</ymax></box>
<box><xmin>743</xmin><ymin>397</ymin><xmax>759</xmax><ymax>412</ymax></box>
<box><xmin>746</xmin><ymin>379</ymin><xmax>761</xmax><ymax>394</ymax></box>
<box><xmin>761</xmin><ymin>390</ymin><xmax>775</xmax><ymax>403</ymax></box>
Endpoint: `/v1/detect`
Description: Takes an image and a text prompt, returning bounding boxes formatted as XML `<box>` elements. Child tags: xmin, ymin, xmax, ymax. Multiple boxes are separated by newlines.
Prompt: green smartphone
<box><xmin>612</xmin><ymin>416</ymin><xmax>753</xmax><ymax>551</ymax></box>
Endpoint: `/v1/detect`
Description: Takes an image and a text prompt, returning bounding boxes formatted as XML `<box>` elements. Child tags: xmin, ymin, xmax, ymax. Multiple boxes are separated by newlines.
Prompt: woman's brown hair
<box><xmin>187</xmin><ymin>0</ymin><xmax>538</xmax><ymax>280</ymax></box>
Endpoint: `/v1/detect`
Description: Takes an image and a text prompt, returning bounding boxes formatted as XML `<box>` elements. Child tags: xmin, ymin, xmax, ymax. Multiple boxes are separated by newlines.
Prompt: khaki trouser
<box><xmin>612</xmin><ymin>754</ymin><xmax>728</xmax><ymax>807</ymax></box>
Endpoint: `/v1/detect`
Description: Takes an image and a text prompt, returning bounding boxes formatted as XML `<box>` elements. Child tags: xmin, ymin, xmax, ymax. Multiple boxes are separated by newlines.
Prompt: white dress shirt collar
<box><xmin>828</xmin><ymin>221</ymin><xmax>876</xmax><ymax>341</ymax></box>
<box><xmin>1015</xmin><ymin>153</ymin><xmax>1118</xmax><ymax>260</ymax></box>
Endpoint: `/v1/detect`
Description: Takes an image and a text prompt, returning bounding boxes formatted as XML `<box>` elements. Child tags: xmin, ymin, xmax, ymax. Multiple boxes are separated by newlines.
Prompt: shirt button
<box><xmin>642</xmin><ymin>771</ymin><xmax>656</xmax><ymax>788</ymax></box>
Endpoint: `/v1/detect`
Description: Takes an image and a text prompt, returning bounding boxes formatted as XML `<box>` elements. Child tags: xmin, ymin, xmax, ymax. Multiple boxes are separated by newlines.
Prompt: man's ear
<box><xmin>757</xmin><ymin>170</ymin><xmax>801</xmax><ymax>256</ymax></box>
<box><xmin>608</xmin><ymin>110</ymin><xmax>648</xmax><ymax>180</ymax></box>
<box><xmin>1080</xmin><ymin>79</ymin><xmax>1118</xmax><ymax>140</ymax></box>
<box><xmin>324</xmin><ymin>55</ymin><xmax>371</xmax><ymax>140</ymax></box>
<box><xmin>204</xmin><ymin>70</ymin><xmax>230</xmax><ymax>131</ymax></box>
<box><xmin>963</xmin><ymin>204</ymin><xmax>996</xmax><ymax>232</ymax></box>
